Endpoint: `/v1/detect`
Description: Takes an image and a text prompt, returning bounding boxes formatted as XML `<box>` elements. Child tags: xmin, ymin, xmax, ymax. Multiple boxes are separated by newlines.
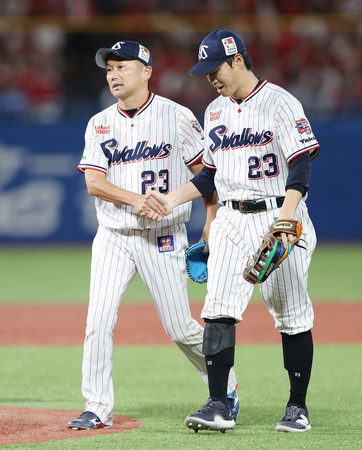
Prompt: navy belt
<box><xmin>223</xmin><ymin>197</ymin><xmax>285</xmax><ymax>214</ymax></box>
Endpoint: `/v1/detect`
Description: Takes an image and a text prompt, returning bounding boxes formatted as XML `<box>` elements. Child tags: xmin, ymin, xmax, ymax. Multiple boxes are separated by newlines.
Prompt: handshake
<box><xmin>139</xmin><ymin>182</ymin><xmax>201</xmax><ymax>221</ymax></box>
<box><xmin>139</xmin><ymin>190</ymin><xmax>171</xmax><ymax>222</ymax></box>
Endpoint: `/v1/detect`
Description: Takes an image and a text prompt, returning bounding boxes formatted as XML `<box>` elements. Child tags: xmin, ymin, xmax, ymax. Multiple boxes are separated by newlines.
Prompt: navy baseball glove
<box><xmin>185</xmin><ymin>240</ymin><xmax>209</xmax><ymax>283</ymax></box>
<box><xmin>243</xmin><ymin>219</ymin><xmax>303</xmax><ymax>284</ymax></box>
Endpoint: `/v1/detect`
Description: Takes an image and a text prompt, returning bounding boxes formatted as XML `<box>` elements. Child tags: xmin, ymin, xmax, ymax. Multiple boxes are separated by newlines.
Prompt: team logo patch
<box><xmin>191</xmin><ymin>120</ymin><xmax>202</xmax><ymax>133</ymax></box>
<box><xmin>198</xmin><ymin>44</ymin><xmax>209</xmax><ymax>60</ymax></box>
<box><xmin>295</xmin><ymin>118</ymin><xmax>311</xmax><ymax>134</ymax></box>
<box><xmin>138</xmin><ymin>45</ymin><xmax>150</xmax><ymax>64</ymax></box>
<box><xmin>112</xmin><ymin>41</ymin><xmax>124</xmax><ymax>50</ymax></box>
<box><xmin>157</xmin><ymin>235</ymin><xmax>174</xmax><ymax>253</ymax></box>
<box><xmin>222</xmin><ymin>37</ymin><xmax>237</xmax><ymax>56</ymax></box>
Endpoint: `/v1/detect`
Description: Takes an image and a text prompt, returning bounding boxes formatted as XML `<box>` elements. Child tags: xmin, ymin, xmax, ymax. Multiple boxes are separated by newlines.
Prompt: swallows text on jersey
<box><xmin>101</xmin><ymin>138</ymin><xmax>172</xmax><ymax>165</ymax></box>
<box><xmin>209</xmin><ymin>125</ymin><xmax>273</xmax><ymax>153</ymax></box>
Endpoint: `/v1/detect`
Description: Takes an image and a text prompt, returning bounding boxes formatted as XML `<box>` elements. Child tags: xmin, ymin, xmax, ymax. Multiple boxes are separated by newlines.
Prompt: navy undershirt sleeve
<box><xmin>191</xmin><ymin>153</ymin><xmax>310</xmax><ymax>198</ymax></box>
<box><xmin>286</xmin><ymin>152</ymin><xmax>311</xmax><ymax>196</ymax></box>
<box><xmin>190</xmin><ymin>166</ymin><xmax>216</xmax><ymax>197</ymax></box>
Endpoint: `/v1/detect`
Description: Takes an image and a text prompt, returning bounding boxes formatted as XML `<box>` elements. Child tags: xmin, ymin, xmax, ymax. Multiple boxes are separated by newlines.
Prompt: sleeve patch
<box><xmin>295</xmin><ymin>118</ymin><xmax>312</xmax><ymax>135</ymax></box>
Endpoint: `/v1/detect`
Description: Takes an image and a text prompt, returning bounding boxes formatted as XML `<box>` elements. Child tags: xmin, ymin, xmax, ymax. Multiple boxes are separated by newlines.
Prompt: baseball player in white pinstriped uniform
<box><xmin>146</xmin><ymin>30</ymin><xmax>320</xmax><ymax>433</ymax></box>
<box><xmin>67</xmin><ymin>40</ymin><xmax>238</xmax><ymax>431</ymax></box>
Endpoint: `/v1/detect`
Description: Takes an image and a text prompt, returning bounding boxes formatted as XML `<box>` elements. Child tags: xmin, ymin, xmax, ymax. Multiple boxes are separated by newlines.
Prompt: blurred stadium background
<box><xmin>0</xmin><ymin>0</ymin><xmax>361</xmax><ymax>244</ymax></box>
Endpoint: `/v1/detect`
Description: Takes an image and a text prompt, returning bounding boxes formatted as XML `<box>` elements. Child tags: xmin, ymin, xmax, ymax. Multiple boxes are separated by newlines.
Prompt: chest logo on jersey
<box><xmin>209</xmin><ymin>125</ymin><xmax>273</xmax><ymax>153</ymax></box>
<box><xmin>94</xmin><ymin>125</ymin><xmax>110</xmax><ymax>135</ymax></box>
<box><xmin>210</xmin><ymin>110</ymin><xmax>222</xmax><ymax>121</ymax></box>
<box><xmin>157</xmin><ymin>235</ymin><xmax>174</xmax><ymax>253</ymax></box>
<box><xmin>100</xmin><ymin>139</ymin><xmax>172</xmax><ymax>165</ymax></box>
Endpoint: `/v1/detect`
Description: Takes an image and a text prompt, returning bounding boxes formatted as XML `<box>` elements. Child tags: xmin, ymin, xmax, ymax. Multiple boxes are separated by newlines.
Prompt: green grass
<box><xmin>0</xmin><ymin>344</ymin><xmax>361</xmax><ymax>449</ymax></box>
<box><xmin>0</xmin><ymin>243</ymin><xmax>361</xmax><ymax>303</ymax></box>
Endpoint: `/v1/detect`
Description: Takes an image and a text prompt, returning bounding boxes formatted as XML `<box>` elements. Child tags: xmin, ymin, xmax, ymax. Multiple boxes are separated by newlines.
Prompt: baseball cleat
<box><xmin>67</xmin><ymin>411</ymin><xmax>110</xmax><ymax>430</ymax></box>
<box><xmin>275</xmin><ymin>404</ymin><xmax>311</xmax><ymax>432</ymax></box>
<box><xmin>185</xmin><ymin>398</ymin><xmax>235</xmax><ymax>433</ymax></box>
<box><xmin>227</xmin><ymin>389</ymin><xmax>240</xmax><ymax>421</ymax></box>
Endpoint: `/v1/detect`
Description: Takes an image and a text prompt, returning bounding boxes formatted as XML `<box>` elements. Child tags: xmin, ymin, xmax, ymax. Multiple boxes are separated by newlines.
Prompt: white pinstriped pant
<box><xmin>82</xmin><ymin>223</ymin><xmax>237</xmax><ymax>423</ymax></box>
<box><xmin>203</xmin><ymin>200</ymin><xmax>316</xmax><ymax>334</ymax></box>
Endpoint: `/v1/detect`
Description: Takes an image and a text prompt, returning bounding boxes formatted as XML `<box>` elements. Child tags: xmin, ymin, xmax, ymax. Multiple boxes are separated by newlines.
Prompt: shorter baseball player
<box><xmin>67</xmin><ymin>40</ymin><xmax>239</xmax><ymax>430</ymax></box>
<box><xmin>146</xmin><ymin>30</ymin><xmax>320</xmax><ymax>433</ymax></box>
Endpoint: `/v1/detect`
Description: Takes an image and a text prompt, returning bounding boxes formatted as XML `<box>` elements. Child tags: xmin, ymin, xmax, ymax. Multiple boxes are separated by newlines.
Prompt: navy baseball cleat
<box><xmin>227</xmin><ymin>389</ymin><xmax>240</xmax><ymax>421</ymax></box>
<box><xmin>67</xmin><ymin>411</ymin><xmax>110</xmax><ymax>430</ymax></box>
<box><xmin>275</xmin><ymin>404</ymin><xmax>311</xmax><ymax>432</ymax></box>
<box><xmin>185</xmin><ymin>398</ymin><xmax>235</xmax><ymax>433</ymax></box>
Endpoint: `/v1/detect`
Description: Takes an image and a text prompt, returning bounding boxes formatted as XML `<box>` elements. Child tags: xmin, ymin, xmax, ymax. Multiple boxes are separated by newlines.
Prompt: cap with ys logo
<box><xmin>95</xmin><ymin>41</ymin><xmax>152</xmax><ymax>68</ymax></box>
<box><xmin>189</xmin><ymin>30</ymin><xmax>246</xmax><ymax>75</ymax></box>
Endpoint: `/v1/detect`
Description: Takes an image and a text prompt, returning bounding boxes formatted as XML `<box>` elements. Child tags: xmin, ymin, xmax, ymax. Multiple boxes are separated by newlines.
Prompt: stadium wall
<box><xmin>0</xmin><ymin>118</ymin><xmax>360</xmax><ymax>243</ymax></box>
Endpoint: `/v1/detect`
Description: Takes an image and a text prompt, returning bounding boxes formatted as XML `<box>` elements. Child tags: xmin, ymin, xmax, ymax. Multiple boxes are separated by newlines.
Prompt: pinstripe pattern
<box><xmin>200</xmin><ymin>80</ymin><xmax>317</xmax><ymax>337</ymax></box>
<box><xmin>79</xmin><ymin>94</ymin><xmax>237</xmax><ymax>423</ymax></box>
<box><xmin>203</xmin><ymin>196</ymin><xmax>316</xmax><ymax>333</ymax></box>
<box><xmin>78</xmin><ymin>93</ymin><xmax>204</xmax><ymax>230</ymax></box>
<box><xmin>202</xmin><ymin>81</ymin><xmax>319</xmax><ymax>202</ymax></box>
<box><xmin>83</xmin><ymin>224</ymin><xmax>237</xmax><ymax>422</ymax></box>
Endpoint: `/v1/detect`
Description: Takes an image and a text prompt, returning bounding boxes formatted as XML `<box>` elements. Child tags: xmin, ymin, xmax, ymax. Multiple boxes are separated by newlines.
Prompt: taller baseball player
<box><xmin>67</xmin><ymin>40</ymin><xmax>239</xmax><ymax>430</ymax></box>
<box><xmin>145</xmin><ymin>30</ymin><xmax>320</xmax><ymax>433</ymax></box>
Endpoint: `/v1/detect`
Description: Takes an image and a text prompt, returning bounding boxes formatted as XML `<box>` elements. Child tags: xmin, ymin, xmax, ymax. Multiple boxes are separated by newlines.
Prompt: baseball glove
<box><xmin>243</xmin><ymin>219</ymin><xmax>303</xmax><ymax>284</ymax></box>
<box><xmin>185</xmin><ymin>240</ymin><xmax>209</xmax><ymax>283</ymax></box>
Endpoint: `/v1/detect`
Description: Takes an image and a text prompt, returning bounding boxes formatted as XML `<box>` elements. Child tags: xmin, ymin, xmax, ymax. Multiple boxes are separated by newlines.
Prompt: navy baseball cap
<box><xmin>95</xmin><ymin>41</ymin><xmax>152</xmax><ymax>68</ymax></box>
<box><xmin>189</xmin><ymin>30</ymin><xmax>246</xmax><ymax>74</ymax></box>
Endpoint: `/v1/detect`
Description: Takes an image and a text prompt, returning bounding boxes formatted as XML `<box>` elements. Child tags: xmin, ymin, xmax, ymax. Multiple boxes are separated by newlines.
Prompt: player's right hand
<box><xmin>144</xmin><ymin>190</ymin><xmax>174</xmax><ymax>219</ymax></box>
<box><xmin>136</xmin><ymin>193</ymin><xmax>165</xmax><ymax>222</ymax></box>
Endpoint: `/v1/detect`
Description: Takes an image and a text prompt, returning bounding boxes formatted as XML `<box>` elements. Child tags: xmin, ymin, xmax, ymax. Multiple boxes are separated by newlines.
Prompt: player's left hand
<box><xmin>137</xmin><ymin>194</ymin><xmax>165</xmax><ymax>222</ymax></box>
<box><xmin>144</xmin><ymin>190</ymin><xmax>175</xmax><ymax>219</ymax></box>
<box><xmin>243</xmin><ymin>219</ymin><xmax>303</xmax><ymax>284</ymax></box>
<box><xmin>279</xmin><ymin>231</ymin><xmax>298</xmax><ymax>248</ymax></box>
<box><xmin>276</xmin><ymin>215</ymin><xmax>299</xmax><ymax>248</ymax></box>
<box><xmin>185</xmin><ymin>240</ymin><xmax>209</xmax><ymax>283</ymax></box>
<box><xmin>200</xmin><ymin>229</ymin><xmax>210</xmax><ymax>253</ymax></box>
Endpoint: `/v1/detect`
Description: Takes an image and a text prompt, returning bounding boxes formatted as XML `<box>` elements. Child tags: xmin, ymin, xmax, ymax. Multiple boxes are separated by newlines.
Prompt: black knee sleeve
<box><xmin>202</xmin><ymin>319</ymin><xmax>235</xmax><ymax>356</ymax></box>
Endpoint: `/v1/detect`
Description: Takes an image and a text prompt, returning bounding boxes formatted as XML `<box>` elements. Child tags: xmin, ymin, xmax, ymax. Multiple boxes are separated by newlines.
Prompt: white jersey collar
<box><xmin>117</xmin><ymin>92</ymin><xmax>155</xmax><ymax>118</ymax></box>
<box><xmin>230</xmin><ymin>79</ymin><xmax>268</xmax><ymax>105</ymax></box>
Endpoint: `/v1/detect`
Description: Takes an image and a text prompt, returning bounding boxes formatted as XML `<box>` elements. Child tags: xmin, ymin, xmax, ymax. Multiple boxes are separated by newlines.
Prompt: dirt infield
<box><xmin>0</xmin><ymin>302</ymin><xmax>361</xmax><ymax>346</ymax></box>
<box><xmin>0</xmin><ymin>407</ymin><xmax>141</xmax><ymax>445</ymax></box>
<box><xmin>0</xmin><ymin>302</ymin><xmax>360</xmax><ymax>445</ymax></box>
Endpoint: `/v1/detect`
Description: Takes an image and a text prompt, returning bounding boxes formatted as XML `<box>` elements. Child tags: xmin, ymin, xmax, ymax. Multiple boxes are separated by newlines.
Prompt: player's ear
<box><xmin>233</xmin><ymin>54</ymin><xmax>244</xmax><ymax>70</ymax></box>
<box><xmin>143</xmin><ymin>65</ymin><xmax>152</xmax><ymax>81</ymax></box>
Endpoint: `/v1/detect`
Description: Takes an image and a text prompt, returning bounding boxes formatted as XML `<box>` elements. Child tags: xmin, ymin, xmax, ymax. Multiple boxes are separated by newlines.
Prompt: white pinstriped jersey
<box><xmin>79</xmin><ymin>92</ymin><xmax>238</xmax><ymax>422</ymax></box>
<box><xmin>78</xmin><ymin>93</ymin><xmax>204</xmax><ymax>229</ymax></box>
<box><xmin>199</xmin><ymin>79</ymin><xmax>319</xmax><ymax>331</ymax></box>
<box><xmin>202</xmin><ymin>80</ymin><xmax>320</xmax><ymax>202</ymax></box>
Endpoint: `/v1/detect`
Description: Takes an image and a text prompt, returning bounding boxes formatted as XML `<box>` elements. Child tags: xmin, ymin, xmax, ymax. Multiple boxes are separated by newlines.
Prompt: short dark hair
<box><xmin>226</xmin><ymin>52</ymin><xmax>253</xmax><ymax>71</ymax></box>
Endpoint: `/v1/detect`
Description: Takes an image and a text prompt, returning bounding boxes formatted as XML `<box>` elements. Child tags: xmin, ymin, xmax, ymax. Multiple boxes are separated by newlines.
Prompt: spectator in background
<box><xmin>0</xmin><ymin>1</ymin><xmax>361</xmax><ymax>121</ymax></box>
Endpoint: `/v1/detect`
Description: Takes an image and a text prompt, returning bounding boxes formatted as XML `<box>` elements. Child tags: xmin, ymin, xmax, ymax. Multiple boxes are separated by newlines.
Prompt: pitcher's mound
<box><xmin>0</xmin><ymin>406</ymin><xmax>141</xmax><ymax>445</ymax></box>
